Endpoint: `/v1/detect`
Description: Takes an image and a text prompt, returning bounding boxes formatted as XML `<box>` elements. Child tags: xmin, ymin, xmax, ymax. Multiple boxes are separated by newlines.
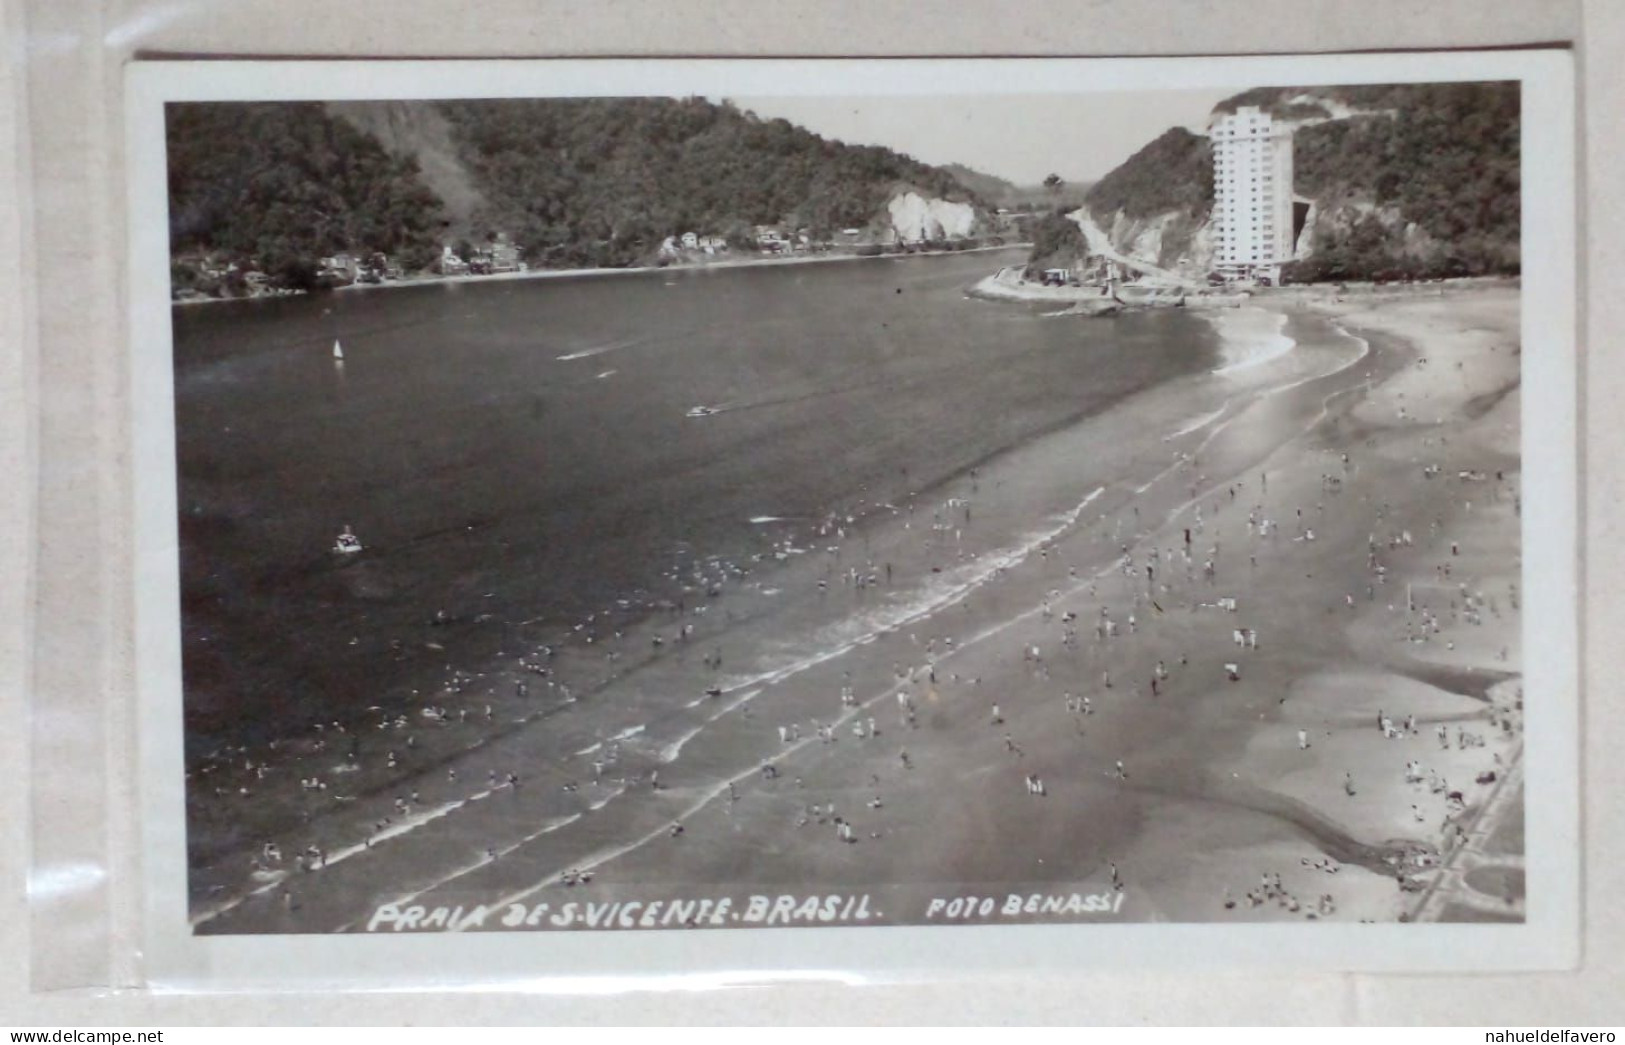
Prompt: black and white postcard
<box><xmin>126</xmin><ymin>52</ymin><xmax>1578</xmax><ymax>986</ymax></box>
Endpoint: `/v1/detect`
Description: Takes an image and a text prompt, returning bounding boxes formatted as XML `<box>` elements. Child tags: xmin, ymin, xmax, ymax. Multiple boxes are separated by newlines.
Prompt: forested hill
<box><xmin>166</xmin><ymin>96</ymin><xmax>991</xmax><ymax>288</ymax></box>
<box><xmin>166</xmin><ymin>103</ymin><xmax>447</xmax><ymax>284</ymax></box>
<box><xmin>1245</xmin><ymin>82</ymin><xmax>1521</xmax><ymax>279</ymax></box>
<box><xmin>939</xmin><ymin>163</ymin><xmax>1020</xmax><ymax>203</ymax></box>
<box><xmin>941</xmin><ymin>163</ymin><xmax>1093</xmax><ymax>210</ymax></box>
<box><xmin>1083</xmin><ymin>127</ymin><xmax>1214</xmax><ymax>223</ymax></box>
<box><xmin>1054</xmin><ymin>126</ymin><xmax>1214</xmax><ymax>273</ymax></box>
<box><xmin>431</xmin><ymin>97</ymin><xmax>983</xmax><ymax>268</ymax></box>
<box><xmin>1048</xmin><ymin>81</ymin><xmax>1520</xmax><ymax>281</ymax></box>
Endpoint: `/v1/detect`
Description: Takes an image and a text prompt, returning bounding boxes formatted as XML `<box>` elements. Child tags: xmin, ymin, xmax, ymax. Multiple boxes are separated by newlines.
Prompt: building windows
<box><xmin>1210</xmin><ymin>105</ymin><xmax>1295</xmax><ymax>279</ymax></box>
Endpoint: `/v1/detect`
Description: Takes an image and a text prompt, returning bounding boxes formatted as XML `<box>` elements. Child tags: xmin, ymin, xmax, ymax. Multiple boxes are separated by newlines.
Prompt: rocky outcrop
<box><xmin>1092</xmin><ymin>208</ymin><xmax>1214</xmax><ymax>272</ymax></box>
<box><xmin>886</xmin><ymin>191</ymin><xmax>979</xmax><ymax>242</ymax></box>
<box><xmin>1057</xmin><ymin>207</ymin><xmax>1205</xmax><ymax>283</ymax></box>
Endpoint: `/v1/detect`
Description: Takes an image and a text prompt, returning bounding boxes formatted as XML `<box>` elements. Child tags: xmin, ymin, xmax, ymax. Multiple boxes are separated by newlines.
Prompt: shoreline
<box><xmin>968</xmin><ymin>266</ymin><xmax>1249</xmax><ymax>312</ymax></box>
<box><xmin>967</xmin><ymin>264</ymin><xmax>1517</xmax><ymax>312</ymax></box>
<box><xmin>172</xmin><ymin>242</ymin><xmax>1031</xmax><ymax>307</ymax></box>
<box><xmin>187</xmin><ymin>283</ymin><xmax>1523</xmax><ymax>932</ymax></box>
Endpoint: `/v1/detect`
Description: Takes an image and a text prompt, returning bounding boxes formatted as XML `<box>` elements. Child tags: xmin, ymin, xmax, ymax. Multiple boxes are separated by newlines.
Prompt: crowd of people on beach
<box><xmin>699</xmin><ymin>422</ymin><xmax>1519</xmax><ymax>917</ymax></box>
<box><xmin>198</xmin><ymin>327</ymin><xmax>1522</xmax><ymax>929</ymax></box>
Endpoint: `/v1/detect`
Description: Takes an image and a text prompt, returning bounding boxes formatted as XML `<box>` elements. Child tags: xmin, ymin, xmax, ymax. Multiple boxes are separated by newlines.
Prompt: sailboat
<box><xmin>333</xmin><ymin>525</ymin><xmax>363</xmax><ymax>555</ymax></box>
<box><xmin>333</xmin><ymin>339</ymin><xmax>345</xmax><ymax>361</ymax></box>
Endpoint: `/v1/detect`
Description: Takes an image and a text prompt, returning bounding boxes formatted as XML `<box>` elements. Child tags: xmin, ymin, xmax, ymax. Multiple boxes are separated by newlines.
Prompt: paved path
<box><xmin>1070</xmin><ymin>208</ymin><xmax>1197</xmax><ymax>288</ymax></box>
<box><xmin>1411</xmin><ymin>744</ymin><xmax>1525</xmax><ymax>921</ymax></box>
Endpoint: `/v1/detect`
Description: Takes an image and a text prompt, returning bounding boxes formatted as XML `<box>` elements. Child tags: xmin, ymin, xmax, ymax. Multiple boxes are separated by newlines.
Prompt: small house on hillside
<box><xmin>490</xmin><ymin>234</ymin><xmax>522</xmax><ymax>273</ymax></box>
<box><xmin>439</xmin><ymin>245</ymin><xmax>470</xmax><ymax>276</ymax></box>
<box><xmin>680</xmin><ymin>231</ymin><xmax>699</xmax><ymax>249</ymax></box>
<box><xmin>754</xmin><ymin>226</ymin><xmax>789</xmax><ymax>252</ymax></box>
<box><xmin>320</xmin><ymin>254</ymin><xmax>360</xmax><ymax>283</ymax></box>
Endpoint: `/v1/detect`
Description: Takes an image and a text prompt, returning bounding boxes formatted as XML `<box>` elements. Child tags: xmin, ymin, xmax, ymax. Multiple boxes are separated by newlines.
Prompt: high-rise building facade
<box><xmin>1210</xmin><ymin>105</ymin><xmax>1296</xmax><ymax>282</ymax></box>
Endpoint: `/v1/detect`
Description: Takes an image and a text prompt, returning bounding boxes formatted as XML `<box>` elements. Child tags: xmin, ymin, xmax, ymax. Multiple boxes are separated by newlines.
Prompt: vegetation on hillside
<box><xmin>940</xmin><ymin>163</ymin><xmax>1019</xmax><ymax>203</ymax></box>
<box><xmin>166</xmin><ymin>96</ymin><xmax>990</xmax><ymax>290</ymax></box>
<box><xmin>1025</xmin><ymin>208</ymin><xmax>1090</xmax><ymax>272</ymax></box>
<box><xmin>166</xmin><ymin>103</ymin><xmax>445</xmax><ymax>289</ymax></box>
<box><xmin>1071</xmin><ymin>83</ymin><xmax>1519</xmax><ymax>282</ymax></box>
<box><xmin>941</xmin><ymin>163</ymin><xmax>1091</xmax><ymax>211</ymax></box>
<box><xmin>1282</xmin><ymin>83</ymin><xmax>1520</xmax><ymax>280</ymax></box>
<box><xmin>1211</xmin><ymin>88</ymin><xmax>1332</xmax><ymax>120</ymax></box>
<box><xmin>1211</xmin><ymin>83</ymin><xmax>1520</xmax><ymax>280</ymax></box>
<box><xmin>1082</xmin><ymin>127</ymin><xmax>1215</xmax><ymax>223</ymax></box>
<box><xmin>436</xmin><ymin>97</ymin><xmax>984</xmax><ymax>269</ymax></box>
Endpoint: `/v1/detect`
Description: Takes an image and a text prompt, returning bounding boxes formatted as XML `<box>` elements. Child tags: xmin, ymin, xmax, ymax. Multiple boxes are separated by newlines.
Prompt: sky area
<box><xmin>728</xmin><ymin>90</ymin><xmax>1236</xmax><ymax>186</ymax></box>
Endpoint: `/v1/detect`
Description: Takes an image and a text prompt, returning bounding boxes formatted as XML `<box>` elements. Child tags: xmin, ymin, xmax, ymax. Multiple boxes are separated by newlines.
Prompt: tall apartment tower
<box><xmin>1210</xmin><ymin>106</ymin><xmax>1296</xmax><ymax>282</ymax></box>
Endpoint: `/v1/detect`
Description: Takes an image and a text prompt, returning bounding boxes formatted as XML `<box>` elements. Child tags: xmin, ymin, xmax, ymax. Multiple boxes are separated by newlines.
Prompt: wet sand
<box><xmin>190</xmin><ymin>281</ymin><xmax>1522</xmax><ymax>933</ymax></box>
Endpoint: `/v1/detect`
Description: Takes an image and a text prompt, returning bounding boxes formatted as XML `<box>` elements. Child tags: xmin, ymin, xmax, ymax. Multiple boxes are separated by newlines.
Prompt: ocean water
<box><xmin>171</xmin><ymin>250</ymin><xmax>1220</xmax><ymax>753</ymax></box>
<box><xmin>174</xmin><ymin>254</ymin><xmax>1401</xmax><ymax>929</ymax></box>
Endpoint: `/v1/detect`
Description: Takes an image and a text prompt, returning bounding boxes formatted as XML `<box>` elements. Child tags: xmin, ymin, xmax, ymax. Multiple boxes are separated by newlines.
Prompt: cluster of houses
<box><xmin>436</xmin><ymin>234</ymin><xmax>525</xmax><ymax>277</ymax></box>
<box><xmin>179</xmin><ymin>210</ymin><xmax>1017</xmax><ymax>301</ymax></box>
<box><xmin>1037</xmin><ymin>255</ymin><xmax>1135</xmax><ymax>287</ymax></box>
<box><xmin>1034</xmin><ymin>253</ymin><xmax>1212</xmax><ymax>290</ymax></box>
<box><xmin>316</xmin><ymin>234</ymin><xmax>529</xmax><ymax>286</ymax></box>
<box><xmin>318</xmin><ymin>252</ymin><xmax>406</xmax><ymax>285</ymax></box>
<box><xmin>750</xmin><ymin>226</ymin><xmax>817</xmax><ymax>254</ymax></box>
<box><xmin>657</xmin><ymin>225</ymin><xmax>882</xmax><ymax>262</ymax></box>
<box><xmin>174</xmin><ymin>232</ymin><xmax>527</xmax><ymax>301</ymax></box>
<box><xmin>174</xmin><ymin>256</ymin><xmax>297</xmax><ymax>300</ymax></box>
<box><xmin>659</xmin><ymin>231</ymin><xmax>731</xmax><ymax>258</ymax></box>
<box><xmin>193</xmin><ymin>257</ymin><xmax>279</xmax><ymax>293</ymax></box>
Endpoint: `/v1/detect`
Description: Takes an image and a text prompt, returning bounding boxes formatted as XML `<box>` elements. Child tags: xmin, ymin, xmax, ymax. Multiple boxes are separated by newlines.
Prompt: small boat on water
<box><xmin>333</xmin><ymin>525</ymin><xmax>363</xmax><ymax>555</ymax></box>
<box><xmin>686</xmin><ymin>406</ymin><xmax>718</xmax><ymax>418</ymax></box>
<box><xmin>333</xmin><ymin>339</ymin><xmax>345</xmax><ymax>361</ymax></box>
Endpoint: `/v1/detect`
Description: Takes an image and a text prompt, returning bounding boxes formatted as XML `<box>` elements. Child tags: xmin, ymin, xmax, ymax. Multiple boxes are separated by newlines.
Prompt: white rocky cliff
<box><xmin>886</xmin><ymin>191</ymin><xmax>978</xmax><ymax>242</ymax></box>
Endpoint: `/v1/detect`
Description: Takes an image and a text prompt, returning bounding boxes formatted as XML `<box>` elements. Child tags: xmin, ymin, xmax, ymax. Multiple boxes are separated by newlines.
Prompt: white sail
<box><xmin>333</xmin><ymin>339</ymin><xmax>344</xmax><ymax>360</ymax></box>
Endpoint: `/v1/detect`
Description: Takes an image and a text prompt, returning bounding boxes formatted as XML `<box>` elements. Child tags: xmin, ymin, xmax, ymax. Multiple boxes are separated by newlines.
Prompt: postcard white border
<box><xmin>127</xmin><ymin>51</ymin><xmax>1577</xmax><ymax>990</ymax></box>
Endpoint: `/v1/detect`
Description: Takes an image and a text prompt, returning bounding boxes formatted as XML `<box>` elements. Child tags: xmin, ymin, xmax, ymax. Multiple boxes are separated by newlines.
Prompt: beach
<box><xmin>180</xmin><ymin>272</ymin><xmax>1523</xmax><ymax>933</ymax></box>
